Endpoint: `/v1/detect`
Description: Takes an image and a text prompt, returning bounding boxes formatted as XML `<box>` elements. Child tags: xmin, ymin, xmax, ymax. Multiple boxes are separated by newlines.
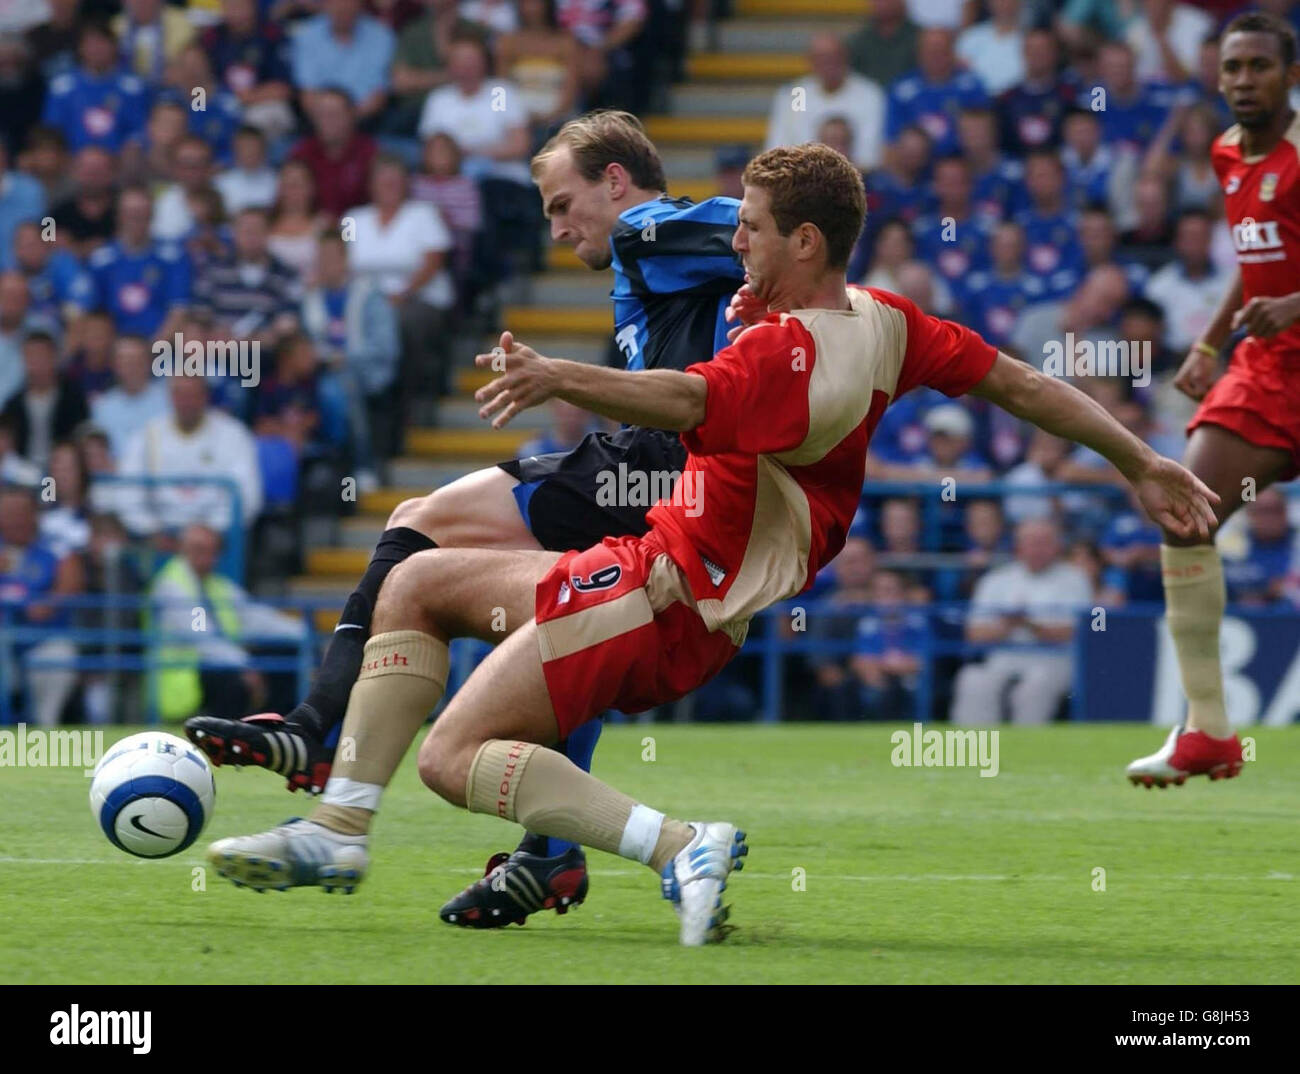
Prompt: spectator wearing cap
<box><xmin>950</xmin><ymin>517</ymin><xmax>1092</xmax><ymax>726</ymax></box>
<box><xmin>846</xmin><ymin>0</ymin><xmax>919</xmax><ymax>91</ymax></box>
<box><xmin>0</xmin><ymin>482</ymin><xmax>84</xmax><ymax>726</ymax></box>
<box><xmin>292</xmin><ymin>0</ymin><xmax>396</xmax><ymax>125</ymax></box>
<box><xmin>288</xmin><ymin>87</ymin><xmax>378</xmax><ymax>219</ymax></box>
<box><xmin>49</xmin><ymin>146</ymin><xmax>118</xmax><ymax>258</ymax></box>
<box><xmin>91</xmin><ymin>334</ymin><xmax>171</xmax><ymax>459</ymax></box>
<box><xmin>1142</xmin><ymin>209</ymin><xmax>1227</xmax><ymax>355</ymax></box>
<box><xmin>885</xmin><ymin>28</ymin><xmax>989</xmax><ymax>158</ymax></box>
<box><xmin>766</xmin><ymin>34</ymin><xmax>885</xmax><ymax>172</ymax></box>
<box><xmin>956</xmin><ymin>0</ymin><xmax>1025</xmax><ymax>96</ymax></box>
<box><xmin>41</xmin><ymin>22</ymin><xmax>148</xmax><ymax>153</ymax></box>
<box><xmin>1</xmin><ymin>330</ymin><xmax>89</xmax><ymax>471</ymax></box>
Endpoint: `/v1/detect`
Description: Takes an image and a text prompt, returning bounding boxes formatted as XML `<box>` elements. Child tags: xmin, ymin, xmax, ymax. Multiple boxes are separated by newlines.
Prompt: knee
<box><xmin>372</xmin><ymin>548</ymin><xmax>442</xmax><ymax>631</ymax></box>
<box><xmin>416</xmin><ymin>729</ymin><xmax>470</xmax><ymax>807</ymax></box>
<box><xmin>388</xmin><ymin>490</ymin><xmax>442</xmax><ymax>534</ymax></box>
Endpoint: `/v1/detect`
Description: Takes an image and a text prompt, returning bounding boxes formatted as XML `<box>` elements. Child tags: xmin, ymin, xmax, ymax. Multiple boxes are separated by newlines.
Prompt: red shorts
<box><xmin>1188</xmin><ymin>338</ymin><xmax>1300</xmax><ymax>479</ymax></box>
<box><xmin>534</xmin><ymin>533</ymin><xmax>743</xmax><ymax>738</ymax></box>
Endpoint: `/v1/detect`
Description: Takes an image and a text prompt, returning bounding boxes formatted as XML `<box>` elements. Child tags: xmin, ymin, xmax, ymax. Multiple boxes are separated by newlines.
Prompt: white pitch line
<box><xmin>0</xmin><ymin>857</ymin><xmax>1292</xmax><ymax>883</ymax></box>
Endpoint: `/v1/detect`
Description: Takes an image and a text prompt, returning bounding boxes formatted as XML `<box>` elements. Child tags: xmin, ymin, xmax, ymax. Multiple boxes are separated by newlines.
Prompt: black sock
<box><xmin>288</xmin><ymin>527</ymin><xmax>437</xmax><ymax>738</ymax></box>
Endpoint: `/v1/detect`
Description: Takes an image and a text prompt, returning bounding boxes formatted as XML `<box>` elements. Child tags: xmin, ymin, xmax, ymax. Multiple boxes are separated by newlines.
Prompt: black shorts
<box><xmin>497</xmin><ymin>426</ymin><xmax>688</xmax><ymax>552</ymax></box>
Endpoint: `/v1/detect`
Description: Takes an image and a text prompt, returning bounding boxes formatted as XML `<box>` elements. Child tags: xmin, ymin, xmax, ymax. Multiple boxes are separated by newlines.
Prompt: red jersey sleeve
<box><xmin>861</xmin><ymin>286</ymin><xmax>998</xmax><ymax>399</ymax></box>
<box><xmin>681</xmin><ymin>315</ymin><xmax>813</xmax><ymax>456</ymax></box>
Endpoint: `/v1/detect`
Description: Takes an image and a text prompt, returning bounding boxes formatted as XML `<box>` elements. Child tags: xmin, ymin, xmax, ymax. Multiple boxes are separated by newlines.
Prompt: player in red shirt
<box><xmin>206</xmin><ymin>144</ymin><xmax>1216</xmax><ymax>944</ymax></box>
<box><xmin>1127</xmin><ymin>12</ymin><xmax>1300</xmax><ymax>788</ymax></box>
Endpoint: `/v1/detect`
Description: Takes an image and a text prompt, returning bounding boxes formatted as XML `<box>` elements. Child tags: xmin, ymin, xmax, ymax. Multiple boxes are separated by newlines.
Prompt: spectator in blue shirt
<box><xmin>958</xmin><ymin>106</ymin><xmax>1028</xmax><ymax>221</ymax></box>
<box><xmin>1014</xmin><ymin>149</ymin><xmax>1086</xmax><ymax>295</ymax></box>
<box><xmin>1097</xmin><ymin>484</ymin><xmax>1164</xmax><ymax>606</ymax></box>
<box><xmin>911</xmin><ymin>155</ymin><xmax>995</xmax><ymax>298</ymax></box>
<box><xmin>852</xmin><ymin>568</ymin><xmax>928</xmax><ymax>721</ymax></box>
<box><xmin>91</xmin><ymin>334</ymin><xmax>171</xmax><ymax>459</ymax></box>
<box><xmin>961</xmin><ymin>221</ymin><xmax>1049</xmax><ymax>347</ymax></box>
<box><xmin>1077</xmin><ymin>203</ymin><xmax>1149</xmax><ymax>294</ymax></box>
<box><xmin>886</xmin><ymin>27</ymin><xmax>989</xmax><ymax>157</ymax></box>
<box><xmin>87</xmin><ymin>184</ymin><xmax>191</xmax><ymax>337</ymax></box>
<box><xmin>850</xmin><ymin>125</ymin><xmax>935</xmax><ymax>278</ymax></box>
<box><xmin>1224</xmin><ymin>487</ymin><xmax>1297</xmax><ymax>608</ymax></box>
<box><xmin>0</xmin><ymin>139</ymin><xmax>46</xmax><ymax>275</ymax></box>
<box><xmin>200</xmin><ymin>0</ymin><xmax>295</xmax><ymax>142</ymax></box>
<box><xmin>292</xmin><ymin>0</ymin><xmax>396</xmax><ymax>125</ymax></box>
<box><xmin>996</xmin><ymin>27</ymin><xmax>1078</xmax><ymax>154</ymax></box>
<box><xmin>41</xmin><ymin>22</ymin><xmax>149</xmax><ymax>153</ymax></box>
<box><xmin>9</xmin><ymin>219</ymin><xmax>95</xmax><ymax>327</ymax></box>
<box><xmin>156</xmin><ymin>44</ymin><xmax>245</xmax><ymax>167</ymax></box>
<box><xmin>1082</xmin><ymin>39</ymin><xmax>1173</xmax><ymax>155</ymax></box>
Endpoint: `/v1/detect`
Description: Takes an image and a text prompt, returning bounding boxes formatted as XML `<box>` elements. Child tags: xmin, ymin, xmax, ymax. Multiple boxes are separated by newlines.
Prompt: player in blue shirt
<box><xmin>886</xmin><ymin>29</ymin><xmax>990</xmax><ymax>157</ymax></box>
<box><xmin>42</xmin><ymin>22</ymin><xmax>149</xmax><ymax>153</ymax></box>
<box><xmin>184</xmin><ymin>111</ymin><xmax>747</xmax><ymax>930</ymax></box>
<box><xmin>88</xmin><ymin>186</ymin><xmax>191</xmax><ymax>337</ymax></box>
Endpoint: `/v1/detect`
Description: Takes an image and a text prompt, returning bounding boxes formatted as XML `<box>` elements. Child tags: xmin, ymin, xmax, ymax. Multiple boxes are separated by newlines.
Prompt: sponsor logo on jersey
<box><xmin>1225</xmin><ymin>174</ymin><xmax>1241</xmax><ymax>195</ymax></box>
<box><xmin>1232</xmin><ymin>217</ymin><xmax>1286</xmax><ymax>262</ymax></box>
<box><xmin>1260</xmin><ymin>172</ymin><xmax>1279</xmax><ymax>202</ymax></box>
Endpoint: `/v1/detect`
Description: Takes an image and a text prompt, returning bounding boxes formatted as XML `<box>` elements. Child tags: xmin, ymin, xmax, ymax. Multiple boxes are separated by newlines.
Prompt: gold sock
<box><xmin>1161</xmin><ymin>544</ymin><xmax>1230</xmax><ymax>737</ymax></box>
<box><xmin>465</xmin><ymin>739</ymin><xmax>694</xmax><ymax>870</ymax></box>
<box><xmin>312</xmin><ymin>631</ymin><xmax>448</xmax><ymax>835</ymax></box>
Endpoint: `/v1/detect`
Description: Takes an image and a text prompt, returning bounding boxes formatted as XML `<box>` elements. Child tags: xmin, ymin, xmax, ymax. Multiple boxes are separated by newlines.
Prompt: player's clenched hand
<box><xmin>1131</xmin><ymin>455</ymin><xmax>1220</xmax><ymax>541</ymax></box>
<box><xmin>1232</xmin><ymin>294</ymin><xmax>1300</xmax><ymax>338</ymax></box>
<box><xmin>1171</xmin><ymin>347</ymin><xmax>1219</xmax><ymax>401</ymax></box>
<box><xmin>473</xmin><ymin>331</ymin><xmax>560</xmax><ymax>428</ymax></box>
<box><xmin>724</xmin><ymin>281</ymin><xmax>766</xmax><ymax>342</ymax></box>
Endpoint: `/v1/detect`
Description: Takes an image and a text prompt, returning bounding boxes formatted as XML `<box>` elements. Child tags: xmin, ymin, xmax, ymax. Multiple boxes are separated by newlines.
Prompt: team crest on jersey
<box><xmin>1260</xmin><ymin>173</ymin><xmax>1279</xmax><ymax>202</ymax></box>
<box><xmin>1225</xmin><ymin>174</ymin><xmax>1241</xmax><ymax>195</ymax></box>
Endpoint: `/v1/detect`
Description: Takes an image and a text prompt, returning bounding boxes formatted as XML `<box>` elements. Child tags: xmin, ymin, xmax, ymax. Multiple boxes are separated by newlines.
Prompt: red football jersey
<box><xmin>644</xmin><ymin>286</ymin><xmax>996</xmax><ymax>633</ymax></box>
<box><xmin>1212</xmin><ymin>112</ymin><xmax>1300</xmax><ymax>355</ymax></box>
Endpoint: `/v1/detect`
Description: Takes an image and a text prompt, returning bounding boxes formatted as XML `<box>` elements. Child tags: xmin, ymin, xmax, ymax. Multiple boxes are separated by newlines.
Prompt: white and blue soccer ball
<box><xmin>90</xmin><ymin>731</ymin><xmax>216</xmax><ymax>858</ymax></box>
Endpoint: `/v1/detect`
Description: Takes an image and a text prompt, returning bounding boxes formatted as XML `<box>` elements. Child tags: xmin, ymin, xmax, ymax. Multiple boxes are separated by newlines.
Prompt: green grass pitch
<box><xmin>2</xmin><ymin>724</ymin><xmax>1296</xmax><ymax>984</ymax></box>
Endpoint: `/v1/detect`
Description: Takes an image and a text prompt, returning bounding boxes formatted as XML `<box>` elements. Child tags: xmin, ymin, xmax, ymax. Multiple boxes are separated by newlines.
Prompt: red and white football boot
<box><xmin>1125</xmin><ymin>724</ymin><xmax>1244</xmax><ymax>788</ymax></box>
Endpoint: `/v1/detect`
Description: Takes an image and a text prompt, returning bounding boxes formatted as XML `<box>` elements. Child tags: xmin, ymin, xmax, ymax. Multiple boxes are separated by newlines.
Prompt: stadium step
<box><xmin>503</xmin><ymin>305</ymin><xmax>611</xmax><ymax>336</ymax></box>
<box><xmin>645</xmin><ymin>115</ymin><xmax>769</xmax><ymax>146</ymax></box>
<box><xmin>669</xmin><ymin>82</ymin><xmax>780</xmax><ymax>118</ymax></box>
<box><xmin>306</xmin><ymin>547</ymin><xmax>373</xmax><ymax>577</ymax></box>
<box><xmin>406</xmin><ymin>426</ymin><xmax>532</xmax><ymax>459</ymax></box>
<box><xmin>432</xmin><ymin>397</ymin><xmax>550</xmax><ymax>431</ymax></box>
<box><xmin>687</xmin><ymin>52</ymin><xmax>806</xmax><ymax>82</ymax></box>
<box><xmin>525</xmin><ymin>271</ymin><xmax>616</xmax><ymax>307</ymax></box>
<box><xmin>359</xmin><ymin>486</ymin><xmax>436</xmax><ymax>516</ymax></box>
<box><xmin>715</xmin><ymin>18</ymin><xmax>859</xmax><ymax>54</ymax></box>
<box><xmin>734</xmin><ymin>0</ymin><xmax>864</xmax><ymax>15</ymax></box>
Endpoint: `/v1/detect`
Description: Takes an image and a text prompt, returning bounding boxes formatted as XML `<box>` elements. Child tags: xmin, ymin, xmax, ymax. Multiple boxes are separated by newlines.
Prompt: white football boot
<box><xmin>207</xmin><ymin>818</ymin><xmax>369</xmax><ymax>893</ymax></box>
<box><xmin>660</xmin><ymin>822</ymin><xmax>748</xmax><ymax>946</ymax></box>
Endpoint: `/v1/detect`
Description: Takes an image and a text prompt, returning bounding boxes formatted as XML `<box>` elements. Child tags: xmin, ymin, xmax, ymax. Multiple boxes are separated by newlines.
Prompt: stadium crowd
<box><xmin>0</xmin><ymin>0</ymin><xmax>1297</xmax><ymax>726</ymax></box>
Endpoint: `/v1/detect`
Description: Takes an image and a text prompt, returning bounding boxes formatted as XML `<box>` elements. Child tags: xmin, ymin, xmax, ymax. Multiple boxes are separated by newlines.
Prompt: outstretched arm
<box><xmin>968</xmin><ymin>351</ymin><xmax>1220</xmax><ymax>540</ymax></box>
<box><xmin>474</xmin><ymin>332</ymin><xmax>707</xmax><ymax>432</ymax></box>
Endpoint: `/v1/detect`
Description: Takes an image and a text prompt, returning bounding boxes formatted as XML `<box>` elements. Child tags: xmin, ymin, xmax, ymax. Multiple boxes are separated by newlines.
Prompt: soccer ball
<box><xmin>90</xmin><ymin>731</ymin><xmax>216</xmax><ymax>858</ymax></box>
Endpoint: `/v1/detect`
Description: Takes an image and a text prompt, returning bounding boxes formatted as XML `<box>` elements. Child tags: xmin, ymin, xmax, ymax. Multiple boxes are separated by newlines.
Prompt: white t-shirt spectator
<box><xmin>968</xmin><ymin>560</ymin><xmax>1094</xmax><ymax>641</ymax></box>
<box><xmin>1126</xmin><ymin>4</ymin><xmax>1213</xmax><ymax>84</ymax></box>
<box><xmin>765</xmin><ymin>73</ymin><xmax>885</xmax><ymax>171</ymax></box>
<box><xmin>215</xmin><ymin>167</ymin><xmax>279</xmax><ymax>215</ymax></box>
<box><xmin>345</xmin><ymin>201</ymin><xmax>455</xmax><ymax>310</ymax></box>
<box><xmin>151</xmin><ymin>185</ymin><xmax>194</xmax><ymax>241</ymax></box>
<box><xmin>1143</xmin><ymin>262</ymin><xmax>1227</xmax><ymax>353</ymax></box>
<box><xmin>907</xmin><ymin>0</ymin><xmax>964</xmax><ymax>28</ymax></box>
<box><xmin>459</xmin><ymin>0</ymin><xmax>519</xmax><ymax>35</ymax></box>
<box><xmin>417</xmin><ymin>79</ymin><xmax>530</xmax><ymax>185</ymax></box>
<box><xmin>955</xmin><ymin>20</ymin><xmax>1025</xmax><ymax>95</ymax></box>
